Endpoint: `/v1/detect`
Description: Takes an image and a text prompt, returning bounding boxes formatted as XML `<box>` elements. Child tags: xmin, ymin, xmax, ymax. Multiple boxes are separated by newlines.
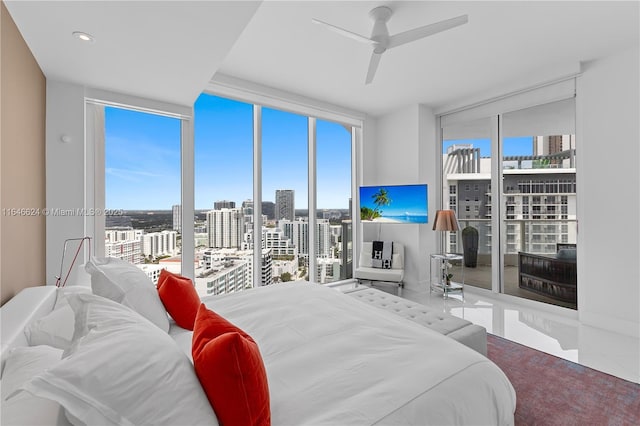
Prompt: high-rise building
<box><xmin>241</xmin><ymin>200</ymin><xmax>275</xmax><ymax>219</ymax></box>
<box><xmin>262</xmin><ymin>201</ymin><xmax>275</xmax><ymax>220</ymax></box>
<box><xmin>317</xmin><ymin>258</ymin><xmax>341</xmax><ymax>284</ymax></box>
<box><xmin>105</xmin><ymin>228</ymin><xmax>143</xmax><ymax>242</ymax></box>
<box><xmin>257</xmin><ymin>248</ymin><xmax>273</xmax><ymax>287</ymax></box>
<box><xmin>262</xmin><ymin>227</ymin><xmax>297</xmax><ymax>258</ymax></box>
<box><xmin>241</xmin><ymin>199</ymin><xmax>253</xmax><ymax>215</ymax></box>
<box><xmin>104</xmin><ymin>227</ymin><xmax>144</xmax><ymax>264</ymax></box>
<box><xmin>277</xmin><ymin>218</ymin><xmax>331</xmax><ymax>258</ymax></box>
<box><xmin>206</xmin><ymin>208</ymin><xmax>245</xmax><ymax>248</ymax></box>
<box><xmin>275</xmin><ymin>189</ymin><xmax>294</xmax><ymax>221</ymax></box>
<box><xmin>443</xmin><ymin>136</ymin><xmax>577</xmax><ymax>256</ymax></box>
<box><xmin>141</xmin><ymin>230</ymin><xmax>178</xmax><ymax>258</ymax></box>
<box><xmin>214</xmin><ymin>200</ymin><xmax>236</xmax><ymax>210</ymax></box>
<box><xmin>195</xmin><ymin>248</ymin><xmax>251</xmax><ymax>296</ymax></box>
<box><xmin>172</xmin><ymin>204</ymin><xmax>182</xmax><ymax>232</ymax></box>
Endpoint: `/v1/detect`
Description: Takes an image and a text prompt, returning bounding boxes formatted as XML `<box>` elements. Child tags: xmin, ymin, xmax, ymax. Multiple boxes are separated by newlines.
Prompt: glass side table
<box><xmin>430</xmin><ymin>253</ymin><xmax>464</xmax><ymax>299</ymax></box>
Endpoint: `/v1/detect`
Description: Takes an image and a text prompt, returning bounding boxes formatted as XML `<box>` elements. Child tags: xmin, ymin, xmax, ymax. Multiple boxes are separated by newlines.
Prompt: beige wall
<box><xmin>1</xmin><ymin>1</ymin><xmax>46</xmax><ymax>305</ymax></box>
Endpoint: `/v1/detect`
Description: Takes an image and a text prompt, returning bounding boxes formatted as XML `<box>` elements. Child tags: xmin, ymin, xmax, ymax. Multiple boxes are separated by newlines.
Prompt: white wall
<box><xmin>577</xmin><ymin>47</ymin><xmax>639</xmax><ymax>337</ymax></box>
<box><xmin>46</xmin><ymin>81</ymin><xmax>87</xmax><ymax>285</ymax></box>
<box><xmin>362</xmin><ymin>104</ymin><xmax>438</xmax><ymax>291</ymax></box>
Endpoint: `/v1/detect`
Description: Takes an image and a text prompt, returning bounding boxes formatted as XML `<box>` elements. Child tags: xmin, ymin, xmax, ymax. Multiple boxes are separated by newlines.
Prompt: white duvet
<box><xmin>183</xmin><ymin>282</ymin><xmax>516</xmax><ymax>426</ymax></box>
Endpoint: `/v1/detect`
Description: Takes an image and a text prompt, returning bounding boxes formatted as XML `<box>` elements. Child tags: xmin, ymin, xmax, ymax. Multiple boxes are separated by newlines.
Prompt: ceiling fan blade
<box><xmin>312</xmin><ymin>18</ymin><xmax>377</xmax><ymax>45</ymax></box>
<box><xmin>388</xmin><ymin>14</ymin><xmax>468</xmax><ymax>49</ymax></box>
<box><xmin>365</xmin><ymin>51</ymin><xmax>382</xmax><ymax>85</ymax></box>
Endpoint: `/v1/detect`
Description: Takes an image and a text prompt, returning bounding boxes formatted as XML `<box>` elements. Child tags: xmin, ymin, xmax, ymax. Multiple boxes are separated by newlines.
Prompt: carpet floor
<box><xmin>486</xmin><ymin>334</ymin><xmax>640</xmax><ymax>426</ymax></box>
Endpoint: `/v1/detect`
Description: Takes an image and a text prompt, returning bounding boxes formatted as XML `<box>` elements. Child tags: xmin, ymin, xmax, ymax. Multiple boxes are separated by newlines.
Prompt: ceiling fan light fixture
<box><xmin>72</xmin><ymin>31</ymin><xmax>95</xmax><ymax>43</ymax></box>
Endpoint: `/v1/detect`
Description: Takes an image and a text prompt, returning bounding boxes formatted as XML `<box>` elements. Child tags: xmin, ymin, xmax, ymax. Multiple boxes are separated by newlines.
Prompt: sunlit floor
<box><xmin>355</xmin><ymin>281</ymin><xmax>639</xmax><ymax>384</ymax></box>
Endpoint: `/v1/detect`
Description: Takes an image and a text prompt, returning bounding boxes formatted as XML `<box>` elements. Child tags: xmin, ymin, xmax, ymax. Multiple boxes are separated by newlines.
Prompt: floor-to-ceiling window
<box><xmin>440</xmin><ymin>81</ymin><xmax>577</xmax><ymax>309</ymax></box>
<box><xmin>194</xmin><ymin>95</ymin><xmax>253</xmax><ymax>296</ymax></box>
<box><xmin>101</xmin><ymin>106</ymin><xmax>183</xmax><ymax>284</ymax></box>
<box><xmin>316</xmin><ymin>120</ymin><xmax>353</xmax><ymax>284</ymax></box>
<box><xmin>89</xmin><ymin>90</ymin><xmax>358</xmax><ymax>295</ymax></box>
<box><xmin>192</xmin><ymin>93</ymin><xmax>357</xmax><ymax>296</ymax></box>
<box><xmin>87</xmin><ymin>92</ymin><xmax>192</xmax><ymax>285</ymax></box>
<box><xmin>262</xmin><ymin>107</ymin><xmax>308</xmax><ymax>284</ymax></box>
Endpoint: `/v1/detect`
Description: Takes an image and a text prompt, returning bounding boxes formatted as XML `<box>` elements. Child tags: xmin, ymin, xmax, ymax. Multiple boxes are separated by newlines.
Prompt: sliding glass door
<box><xmin>501</xmin><ymin>99</ymin><xmax>577</xmax><ymax>308</ymax></box>
<box><xmin>441</xmin><ymin>117</ymin><xmax>493</xmax><ymax>291</ymax></box>
<box><xmin>440</xmin><ymin>94</ymin><xmax>577</xmax><ymax>309</ymax></box>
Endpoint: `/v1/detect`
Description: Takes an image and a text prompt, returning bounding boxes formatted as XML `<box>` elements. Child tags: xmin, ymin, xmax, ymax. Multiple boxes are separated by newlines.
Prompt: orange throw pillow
<box><xmin>192</xmin><ymin>304</ymin><xmax>270</xmax><ymax>426</ymax></box>
<box><xmin>156</xmin><ymin>269</ymin><xmax>200</xmax><ymax>330</ymax></box>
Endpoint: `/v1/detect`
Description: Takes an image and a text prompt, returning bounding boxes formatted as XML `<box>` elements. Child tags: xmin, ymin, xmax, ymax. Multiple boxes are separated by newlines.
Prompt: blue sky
<box><xmin>106</xmin><ymin>94</ymin><xmax>352</xmax><ymax>210</ymax></box>
<box><xmin>105</xmin><ymin>107</ymin><xmax>181</xmax><ymax>210</ymax></box>
<box><xmin>443</xmin><ymin>136</ymin><xmax>534</xmax><ymax>157</ymax></box>
<box><xmin>105</xmin><ymin>96</ymin><xmax>534</xmax><ymax>210</ymax></box>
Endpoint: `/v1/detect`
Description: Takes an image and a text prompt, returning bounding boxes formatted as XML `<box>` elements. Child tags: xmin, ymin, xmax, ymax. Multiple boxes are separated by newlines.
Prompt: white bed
<box><xmin>2</xmin><ymin>281</ymin><xmax>516</xmax><ymax>425</ymax></box>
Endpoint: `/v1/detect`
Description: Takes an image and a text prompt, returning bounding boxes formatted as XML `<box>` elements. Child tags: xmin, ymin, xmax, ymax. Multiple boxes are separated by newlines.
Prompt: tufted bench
<box><xmin>347</xmin><ymin>287</ymin><xmax>487</xmax><ymax>356</ymax></box>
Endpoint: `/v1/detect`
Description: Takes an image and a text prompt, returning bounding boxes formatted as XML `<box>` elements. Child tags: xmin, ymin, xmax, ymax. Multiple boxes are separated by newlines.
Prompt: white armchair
<box><xmin>354</xmin><ymin>242</ymin><xmax>405</xmax><ymax>295</ymax></box>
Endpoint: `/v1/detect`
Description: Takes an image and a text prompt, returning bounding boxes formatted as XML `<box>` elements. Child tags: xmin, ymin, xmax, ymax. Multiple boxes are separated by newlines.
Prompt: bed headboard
<box><xmin>1</xmin><ymin>285</ymin><xmax>57</xmax><ymax>368</ymax></box>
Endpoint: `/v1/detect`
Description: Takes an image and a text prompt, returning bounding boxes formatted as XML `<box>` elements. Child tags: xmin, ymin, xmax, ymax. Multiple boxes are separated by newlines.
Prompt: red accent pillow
<box><xmin>156</xmin><ymin>269</ymin><xmax>200</xmax><ymax>330</ymax></box>
<box><xmin>192</xmin><ymin>304</ymin><xmax>270</xmax><ymax>426</ymax></box>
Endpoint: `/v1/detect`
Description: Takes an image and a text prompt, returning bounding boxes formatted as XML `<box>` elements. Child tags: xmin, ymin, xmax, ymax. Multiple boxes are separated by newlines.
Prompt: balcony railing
<box><xmin>449</xmin><ymin>218</ymin><xmax>577</xmax><ymax>257</ymax></box>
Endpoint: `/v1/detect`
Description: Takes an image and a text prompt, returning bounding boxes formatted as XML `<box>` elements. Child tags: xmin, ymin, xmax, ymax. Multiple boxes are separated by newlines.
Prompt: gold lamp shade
<box><xmin>432</xmin><ymin>210</ymin><xmax>460</xmax><ymax>231</ymax></box>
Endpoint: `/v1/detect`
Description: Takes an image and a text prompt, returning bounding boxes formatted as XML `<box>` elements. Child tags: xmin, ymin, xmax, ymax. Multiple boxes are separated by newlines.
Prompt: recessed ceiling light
<box><xmin>72</xmin><ymin>31</ymin><xmax>95</xmax><ymax>43</ymax></box>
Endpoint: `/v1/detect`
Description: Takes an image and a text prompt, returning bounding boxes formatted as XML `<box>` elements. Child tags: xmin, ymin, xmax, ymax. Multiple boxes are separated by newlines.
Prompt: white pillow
<box><xmin>24</xmin><ymin>286</ymin><xmax>92</xmax><ymax>350</ymax></box>
<box><xmin>85</xmin><ymin>256</ymin><xmax>169</xmax><ymax>333</ymax></box>
<box><xmin>2</xmin><ymin>345</ymin><xmax>68</xmax><ymax>426</ymax></box>
<box><xmin>18</xmin><ymin>293</ymin><xmax>219</xmax><ymax>426</ymax></box>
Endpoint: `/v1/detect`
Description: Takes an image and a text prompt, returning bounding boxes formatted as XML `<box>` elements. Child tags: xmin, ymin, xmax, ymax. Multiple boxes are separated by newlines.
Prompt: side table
<box><xmin>430</xmin><ymin>253</ymin><xmax>464</xmax><ymax>299</ymax></box>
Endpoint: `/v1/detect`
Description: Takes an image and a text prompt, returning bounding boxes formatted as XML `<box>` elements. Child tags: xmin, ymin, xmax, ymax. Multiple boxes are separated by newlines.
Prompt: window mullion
<box><xmin>491</xmin><ymin>114</ymin><xmax>503</xmax><ymax>293</ymax></box>
<box><xmin>308</xmin><ymin>117</ymin><xmax>317</xmax><ymax>283</ymax></box>
<box><xmin>253</xmin><ymin>105</ymin><xmax>263</xmax><ymax>287</ymax></box>
<box><xmin>181</xmin><ymin>115</ymin><xmax>195</xmax><ymax>280</ymax></box>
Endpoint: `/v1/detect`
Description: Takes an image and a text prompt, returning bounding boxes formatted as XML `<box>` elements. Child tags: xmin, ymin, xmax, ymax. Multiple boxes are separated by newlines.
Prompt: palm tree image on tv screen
<box><xmin>359</xmin><ymin>184</ymin><xmax>428</xmax><ymax>224</ymax></box>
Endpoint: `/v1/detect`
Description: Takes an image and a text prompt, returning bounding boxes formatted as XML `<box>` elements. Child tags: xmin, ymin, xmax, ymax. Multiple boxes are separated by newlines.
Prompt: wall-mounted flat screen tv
<box><xmin>359</xmin><ymin>184</ymin><xmax>428</xmax><ymax>224</ymax></box>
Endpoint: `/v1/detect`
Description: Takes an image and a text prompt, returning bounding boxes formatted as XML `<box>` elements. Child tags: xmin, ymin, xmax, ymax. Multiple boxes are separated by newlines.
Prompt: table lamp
<box><xmin>432</xmin><ymin>209</ymin><xmax>460</xmax><ymax>287</ymax></box>
<box><xmin>432</xmin><ymin>209</ymin><xmax>460</xmax><ymax>237</ymax></box>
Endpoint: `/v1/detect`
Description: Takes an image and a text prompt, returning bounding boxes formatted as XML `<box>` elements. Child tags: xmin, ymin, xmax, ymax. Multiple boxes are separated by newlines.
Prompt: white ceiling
<box><xmin>4</xmin><ymin>0</ymin><xmax>262</xmax><ymax>106</ymax></box>
<box><xmin>5</xmin><ymin>1</ymin><xmax>639</xmax><ymax>116</ymax></box>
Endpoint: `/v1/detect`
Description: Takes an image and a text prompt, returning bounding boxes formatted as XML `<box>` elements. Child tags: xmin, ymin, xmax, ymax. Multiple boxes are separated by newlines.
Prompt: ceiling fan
<box><xmin>312</xmin><ymin>6</ymin><xmax>468</xmax><ymax>85</ymax></box>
